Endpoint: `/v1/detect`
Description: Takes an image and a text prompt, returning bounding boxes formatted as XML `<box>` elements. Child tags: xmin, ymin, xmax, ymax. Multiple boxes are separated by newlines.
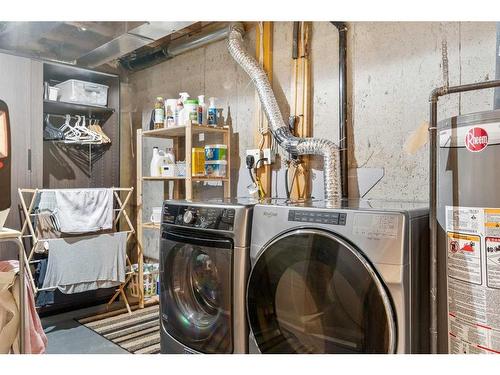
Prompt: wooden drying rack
<box><xmin>17</xmin><ymin>187</ymin><xmax>144</xmax><ymax>314</ymax></box>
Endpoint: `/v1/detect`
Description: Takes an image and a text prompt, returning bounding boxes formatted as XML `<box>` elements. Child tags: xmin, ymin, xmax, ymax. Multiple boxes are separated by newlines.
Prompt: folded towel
<box><xmin>53</xmin><ymin>188</ymin><xmax>113</xmax><ymax>234</ymax></box>
<box><xmin>41</xmin><ymin>232</ymin><xmax>127</xmax><ymax>294</ymax></box>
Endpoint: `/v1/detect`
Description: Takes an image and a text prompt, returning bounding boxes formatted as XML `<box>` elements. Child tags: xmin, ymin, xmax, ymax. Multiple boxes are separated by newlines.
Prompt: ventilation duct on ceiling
<box><xmin>119</xmin><ymin>24</ymin><xmax>229</xmax><ymax>72</ymax></box>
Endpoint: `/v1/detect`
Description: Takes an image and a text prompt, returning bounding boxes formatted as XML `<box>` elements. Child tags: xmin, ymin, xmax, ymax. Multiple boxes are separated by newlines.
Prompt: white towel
<box><xmin>53</xmin><ymin>188</ymin><xmax>113</xmax><ymax>234</ymax></box>
<box><xmin>41</xmin><ymin>232</ymin><xmax>127</xmax><ymax>294</ymax></box>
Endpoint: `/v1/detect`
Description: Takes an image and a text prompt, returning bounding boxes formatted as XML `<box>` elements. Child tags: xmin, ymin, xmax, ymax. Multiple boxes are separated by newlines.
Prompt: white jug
<box><xmin>150</xmin><ymin>147</ymin><xmax>167</xmax><ymax>177</ymax></box>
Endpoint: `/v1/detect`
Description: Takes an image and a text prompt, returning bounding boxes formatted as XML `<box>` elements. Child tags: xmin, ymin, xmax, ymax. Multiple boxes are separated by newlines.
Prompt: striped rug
<box><xmin>77</xmin><ymin>304</ymin><xmax>161</xmax><ymax>354</ymax></box>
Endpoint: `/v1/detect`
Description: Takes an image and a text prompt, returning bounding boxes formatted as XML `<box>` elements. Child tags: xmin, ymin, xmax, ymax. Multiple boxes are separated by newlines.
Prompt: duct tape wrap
<box><xmin>227</xmin><ymin>23</ymin><xmax>342</xmax><ymax>201</ymax></box>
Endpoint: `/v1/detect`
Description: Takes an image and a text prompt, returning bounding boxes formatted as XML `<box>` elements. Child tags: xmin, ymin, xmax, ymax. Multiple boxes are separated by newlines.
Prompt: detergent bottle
<box><xmin>150</xmin><ymin>147</ymin><xmax>167</xmax><ymax>177</ymax></box>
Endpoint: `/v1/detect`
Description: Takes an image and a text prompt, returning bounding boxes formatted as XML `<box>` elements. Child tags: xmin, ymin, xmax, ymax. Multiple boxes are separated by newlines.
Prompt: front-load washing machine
<box><xmin>246</xmin><ymin>199</ymin><xmax>430</xmax><ymax>354</ymax></box>
<box><xmin>159</xmin><ymin>198</ymin><xmax>256</xmax><ymax>354</ymax></box>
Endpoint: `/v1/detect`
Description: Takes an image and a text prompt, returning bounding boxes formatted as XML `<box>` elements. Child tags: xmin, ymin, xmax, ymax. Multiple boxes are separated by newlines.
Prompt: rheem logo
<box><xmin>464</xmin><ymin>127</ymin><xmax>488</xmax><ymax>152</ymax></box>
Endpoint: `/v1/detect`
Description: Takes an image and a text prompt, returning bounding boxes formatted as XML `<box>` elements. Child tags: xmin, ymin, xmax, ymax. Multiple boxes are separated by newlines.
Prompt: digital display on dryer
<box><xmin>288</xmin><ymin>210</ymin><xmax>347</xmax><ymax>225</ymax></box>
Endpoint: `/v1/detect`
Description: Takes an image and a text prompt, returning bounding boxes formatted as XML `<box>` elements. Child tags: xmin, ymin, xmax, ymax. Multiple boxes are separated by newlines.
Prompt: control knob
<box><xmin>183</xmin><ymin>209</ymin><xmax>197</xmax><ymax>224</ymax></box>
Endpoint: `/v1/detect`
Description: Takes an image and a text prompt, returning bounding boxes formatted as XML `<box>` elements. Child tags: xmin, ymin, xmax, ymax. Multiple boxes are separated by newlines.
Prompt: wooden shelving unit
<box><xmin>136</xmin><ymin>121</ymin><xmax>231</xmax><ymax>308</ymax></box>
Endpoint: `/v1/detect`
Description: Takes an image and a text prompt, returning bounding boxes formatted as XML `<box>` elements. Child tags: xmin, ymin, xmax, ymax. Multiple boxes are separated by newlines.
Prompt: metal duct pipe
<box><xmin>227</xmin><ymin>22</ymin><xmax>341</xmax><ymax>201</ymax></box>
<box><xmin>121</xmin><ymin>24</ymin><xmax>229</xmax><ymax>72</ymax></box>
<box><xmin>428</xmin><ymin>79</ymin><xmax>500</xmax><ymax>353</ymax></box>
<box><xmin>331</xmin><ymin>22</ymin><xmax>348</xmax><ymax>199</ymax></box>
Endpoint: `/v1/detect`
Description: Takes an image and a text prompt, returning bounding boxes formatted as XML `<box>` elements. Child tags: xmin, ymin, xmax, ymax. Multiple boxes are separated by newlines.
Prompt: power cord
<box><xmin>246</xmin><ymin>155</ymin><xmax>268</xmax><ymax>198</ymax></box>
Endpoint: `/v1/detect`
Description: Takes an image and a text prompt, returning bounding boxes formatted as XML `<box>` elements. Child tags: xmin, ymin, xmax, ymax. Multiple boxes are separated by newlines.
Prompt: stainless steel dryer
<box><xmin>246</xmin><ymin>199</ymin><xmax>430</xmax><ymax>354</ymax></box>
<box><xmin>159</xmin><ymin>198</ymin><xmax>256</xmax><ymax>354</ymax></box>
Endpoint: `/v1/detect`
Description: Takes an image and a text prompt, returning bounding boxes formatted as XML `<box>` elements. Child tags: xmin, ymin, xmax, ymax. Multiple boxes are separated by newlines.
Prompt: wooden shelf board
<box><xmin>142</xmin><ymin>176</ymin><xmax>228</xmax><ymax>182</ymax></box>
<box><xmin>142</xmin><ymin>222</ymin><xmax>160</xmax><ymax>230</ymax></box>
<box><xmin>192</xmin><ymin>176</ymin><xmax>229</xmax><ymax>182</ymax></box>
<box><xmin>142</xmin><ymin>176</ymin><xmax>186</xmax><ymax>181</ymax></box>
<box><xmin>142</xmin><ymin>125</ymin><xmax>229</xmax><ymax>138</ymax></box>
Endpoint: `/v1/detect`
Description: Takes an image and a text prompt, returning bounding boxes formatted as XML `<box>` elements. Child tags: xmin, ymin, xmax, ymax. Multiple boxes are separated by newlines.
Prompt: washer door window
<box><xmin>162</xmin><ymin>231</ymin><xmax>232</xmax><ymax>353</ymax></box>
<box><xmin>247</xmin><ymin>229</ymin><xmax>396</xmax><ymax>353</ymax></box>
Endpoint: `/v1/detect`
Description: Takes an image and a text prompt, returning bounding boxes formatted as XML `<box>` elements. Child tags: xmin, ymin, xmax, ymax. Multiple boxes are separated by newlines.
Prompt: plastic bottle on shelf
<box><xmin>165</xmin><ymin>99</ymin><xmax>178</xmax><ymax>128</ymax></box>
<box><xmin>150</xmin><ymin>147</ymin><xmax>167</xmax><ymax>177</ymax></box>
<box><xmin>178</xmin><ymin>92</ymin><xmax>190</xmax><ymax>125</ymax></box>
<box><xmin>185</xmin><ymin>99</ymin><xmax>199</xmax><ymax>125</ymax></box>
<box><xmin>198</xmin><ymin>95</ymin><xmax>207</xmax><ymax>125</ymax></box>
<box><xmin>208</xmin><ymin>97</ymin><xmax>217</xmax><ymax>126</ymax></box>
<box><xmin>164</xmin><ymin>147</ymin><xmax>176</xmax><ymax>164</ymax></box>
<box><xmin>154</xmin><ymin>97</ymin><xmax>165</xmax><ymax>129</ymax></box>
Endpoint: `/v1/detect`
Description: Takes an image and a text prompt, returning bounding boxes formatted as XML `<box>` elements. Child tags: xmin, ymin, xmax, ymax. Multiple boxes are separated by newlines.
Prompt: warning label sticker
<box><xmin>447</xmin><ymin>232</ymin><xmax>482</xmax><ymax>285</ymax></box>
<box><xmin>486</xmin><ymin>237</ymin><xmax>500</xmax><ymax>289</ymax></box>
<box><xmin>446</xmin><ymin>207</ymin><xmax>482</xmax><ymax>234</ymax></box>
<box><xmin>446</xmin><ymin>206</ymin><xmax>500</xmax><ymax>354</ymax></box>
<box><xmin>485</xmin><ymin>209</ymin><xmax>500</xmax><ymax>237</ymax></box>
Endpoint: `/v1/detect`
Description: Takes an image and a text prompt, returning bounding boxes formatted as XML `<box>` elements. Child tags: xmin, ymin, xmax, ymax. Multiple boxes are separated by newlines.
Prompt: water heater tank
<box><xmin>437</xmin><ymin>109</ymin><xmax>500</xmax><ymax>354</ymax></box>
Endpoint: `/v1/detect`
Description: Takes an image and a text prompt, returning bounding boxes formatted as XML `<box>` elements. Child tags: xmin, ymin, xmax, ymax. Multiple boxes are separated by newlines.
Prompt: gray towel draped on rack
<box><xmin>40</xmin><ymin>232</ymin><xmax>127</xmax><ymax>294</ymax></box>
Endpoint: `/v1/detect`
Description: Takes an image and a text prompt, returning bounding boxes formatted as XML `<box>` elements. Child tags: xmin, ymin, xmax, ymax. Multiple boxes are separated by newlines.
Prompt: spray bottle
<box><xmin>208</xmin><ymin>97</ymin><xmax>217</xmax><ymax>126</ymax></box>
<box><xmin>198</xmin><ymin>95</ymin><xmax>207</xmax><ymax>125</ymax></box>
<box><xmin>177</xmin><ymin>92</ymin><xmax>190</xmax><ymax>126</ymax></box>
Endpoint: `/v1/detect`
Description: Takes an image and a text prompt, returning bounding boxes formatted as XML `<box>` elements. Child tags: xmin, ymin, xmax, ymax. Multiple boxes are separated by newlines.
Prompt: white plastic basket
<box><xmin>128</xmin><ymin>263</ymin><xmax>159</xmax><ymax>298</ymax></box>
<box><xmin>55</xmin><ymin>79</ymin><xmax>109</xmax><ymax>107</ymax></box>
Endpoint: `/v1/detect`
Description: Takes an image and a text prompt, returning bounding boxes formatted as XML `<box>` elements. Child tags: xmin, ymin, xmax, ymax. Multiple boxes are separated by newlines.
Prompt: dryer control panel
<box><xmin>162</xmin><ymin>204</ymin><xmax>236</xmax><ymax>231</ymax></box>
<box><xmin>288</xmin><ymin>210</ymin><xmax>347</xmax><ymax>225</ymax></box>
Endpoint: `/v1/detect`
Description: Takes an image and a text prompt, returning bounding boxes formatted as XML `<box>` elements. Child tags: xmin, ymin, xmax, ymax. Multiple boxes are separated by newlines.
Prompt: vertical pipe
<box><xmin>331</xmin><ymin>22</ymin><xmax>348</xmax><ymax>199</ymax></box>
<box><xmin>495</xmin><ymin>22</ymin><xmax>500</xmax><ymax>109</ymax></box>
<box><xmin>428</xmin><ymin>93</ymin><xmax>441</xmax><ymax>355</ymax></box>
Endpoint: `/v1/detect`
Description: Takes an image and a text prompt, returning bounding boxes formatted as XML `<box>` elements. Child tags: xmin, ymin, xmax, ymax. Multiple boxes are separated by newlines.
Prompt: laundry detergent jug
<box><xmin>150</xmin><ymin>147</ymin><xmax>167</xmax><ymax>177</ymax></box>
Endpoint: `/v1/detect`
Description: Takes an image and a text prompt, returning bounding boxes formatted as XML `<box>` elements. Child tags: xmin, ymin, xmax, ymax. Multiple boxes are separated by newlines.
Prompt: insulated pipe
<box><xmin>121</xmin><ymin>24</ymin><xmax>229</xmax><ymax>72</ymax></box>
<box><xmin>331</xmin><ymin>22</ymin><xmax>348</xmax><ymax>199</ymax></box>
<box><xmin>228</xmin><ymin>22</ymin><xmax>342</xmax><ymax>201</ymax></box>
<box><xmin>428</xmin><ymin>79</ymin><xmax>500</xmax><ymax>353</ymax></box>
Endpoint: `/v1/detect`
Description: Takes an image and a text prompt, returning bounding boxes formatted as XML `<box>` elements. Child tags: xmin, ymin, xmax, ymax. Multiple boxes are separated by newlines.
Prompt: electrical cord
<box><xmin>285</xmin><ymin>166</ymin><xmax>290</xmax><ymax>199</ymax></box>
<box><xmin>246</xmin><ymin>154</ymin><xmax>256</xmax><ymax>184</ymax></box>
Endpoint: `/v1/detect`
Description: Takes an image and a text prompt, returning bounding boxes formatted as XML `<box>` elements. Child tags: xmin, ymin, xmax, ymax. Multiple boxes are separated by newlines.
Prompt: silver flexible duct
<box><xmin>227</xmin><ymin>22</ymin><xmax>342</xmax><ymax>201</ymax></box>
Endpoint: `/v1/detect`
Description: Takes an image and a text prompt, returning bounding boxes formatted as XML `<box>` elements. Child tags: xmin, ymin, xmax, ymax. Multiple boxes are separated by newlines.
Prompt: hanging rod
<box><xmin>44</xmin><ymin>113</ymin><xmax>101</xmax><ymax>121</ymax></box>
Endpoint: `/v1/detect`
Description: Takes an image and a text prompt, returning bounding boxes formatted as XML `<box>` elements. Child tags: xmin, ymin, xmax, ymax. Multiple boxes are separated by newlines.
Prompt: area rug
<box><xmin>77</xmin><ymin>304</ymin><xmax>161</xmax><ymax>354</ymax></box>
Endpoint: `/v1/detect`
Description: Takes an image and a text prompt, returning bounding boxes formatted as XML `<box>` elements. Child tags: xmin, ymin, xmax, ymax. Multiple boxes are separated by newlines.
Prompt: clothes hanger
<box><xmin>60</xmin><ymin>114</ymin><xmax>81</xmax><ymax>143</ymax></box>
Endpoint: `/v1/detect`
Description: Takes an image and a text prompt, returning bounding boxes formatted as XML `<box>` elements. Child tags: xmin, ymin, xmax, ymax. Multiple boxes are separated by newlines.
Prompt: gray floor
<box><xmin>42</xmin><ymin>303</ymin><xmax>129</xmax><ymax>354</ymax></box>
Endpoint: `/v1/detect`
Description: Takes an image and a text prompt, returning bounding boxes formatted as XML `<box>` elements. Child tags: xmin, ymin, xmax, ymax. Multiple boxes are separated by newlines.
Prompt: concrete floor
<box><xmin>42</xmin><ymin>303</ymin><xmax>128</xmax><ymax>354</ymax></box>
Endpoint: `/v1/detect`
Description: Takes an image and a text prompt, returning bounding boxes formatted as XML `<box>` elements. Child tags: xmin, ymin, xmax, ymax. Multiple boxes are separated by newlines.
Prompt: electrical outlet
<box><xmin>246</xmin><ymin>149</ymin><xmax>262</xmax><ymax>162</ymax></box>
<box><xmin>262</xmin><ymin>148</ymin><xmax>274</xmax><ymax>165</ymax></box>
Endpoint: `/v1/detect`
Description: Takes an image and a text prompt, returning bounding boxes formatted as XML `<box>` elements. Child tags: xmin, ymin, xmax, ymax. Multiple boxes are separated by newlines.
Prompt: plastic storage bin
<box><xmin>204</xmin><ymin>144</ymin><xmax>227</xmax><ymax>161</ymax></box>
<box><xmin>205</xmin><ymin>160</ymin><xmax>227</xmax><ymax>177</ymax></box>
<box><xmin>55</xmin><ymin>79</ymin><xmax>109</xmax><ymax>107</ymax></box>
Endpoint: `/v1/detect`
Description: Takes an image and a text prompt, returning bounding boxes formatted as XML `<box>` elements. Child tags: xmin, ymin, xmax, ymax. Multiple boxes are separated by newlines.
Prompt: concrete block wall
<box><xmin>122</xmin><ymin>22</ymin><xmax>497</xmax><ymax>257</ymax></box>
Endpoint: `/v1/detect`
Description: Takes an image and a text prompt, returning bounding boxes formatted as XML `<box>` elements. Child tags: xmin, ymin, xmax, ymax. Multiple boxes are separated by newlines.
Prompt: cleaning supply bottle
<box><xmin>198</xmin><ymin>95</ymin><xmax>207</xmax><ymax>125</ymax></box>
<box><xmin>154</xmin><ymin>97</ymin><xmax>165</xmax><ymax>129</ymax></box>
<box><xmin>208</xmin><ymin>97</ymin><xmax>217</xmax><ymax>126</ymax></box>
<box><xmin>178</xmin><ymin>92</ymin><xmax>190</xmax><ymax>125</ymax></box>
<box><xmin>185</xmin><ymin>99</ymin><xmax>199</xmax><ymax>125</ymax></box>
<box><xmin>150</xmin><ymin>147</ymin><xmax>166</xmax><ymax>177</ymax></box>
<box><xmin>164</xmin><ymin>147</ymin><xmax>176</xmax><ymax>164</ymax></box>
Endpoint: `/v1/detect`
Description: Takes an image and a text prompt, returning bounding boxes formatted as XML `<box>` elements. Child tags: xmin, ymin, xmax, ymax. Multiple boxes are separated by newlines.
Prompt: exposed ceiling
<box><xmin>0</xmin><ymin>21</ymin><xmax>204</xmax><ymax>69</ymax></box>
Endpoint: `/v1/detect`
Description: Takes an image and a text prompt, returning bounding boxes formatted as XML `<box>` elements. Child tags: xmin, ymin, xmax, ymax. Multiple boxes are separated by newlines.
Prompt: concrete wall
<box><xmin>122</xmin><ymin>22</ymin><xmax>497</xmax><ymax>258</ymax></box>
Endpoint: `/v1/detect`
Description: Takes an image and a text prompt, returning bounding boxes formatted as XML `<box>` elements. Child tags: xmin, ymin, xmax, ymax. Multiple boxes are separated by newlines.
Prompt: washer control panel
<box><xmin>288</xmin><ymin>210</ymin><xmax>347</xmax><ymax>225</ymax></box>
<box><xmin>163</xmin><ymin>204</ymin><xmax>236</xmax><ymax>231</ymax></box>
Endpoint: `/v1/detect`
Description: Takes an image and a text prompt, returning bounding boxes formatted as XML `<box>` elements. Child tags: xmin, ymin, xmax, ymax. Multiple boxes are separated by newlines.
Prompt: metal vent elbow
<box><xmin>227</xmin><ymin>22</ymin><xmax>342</xmax><ymax>201</ymax></box>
